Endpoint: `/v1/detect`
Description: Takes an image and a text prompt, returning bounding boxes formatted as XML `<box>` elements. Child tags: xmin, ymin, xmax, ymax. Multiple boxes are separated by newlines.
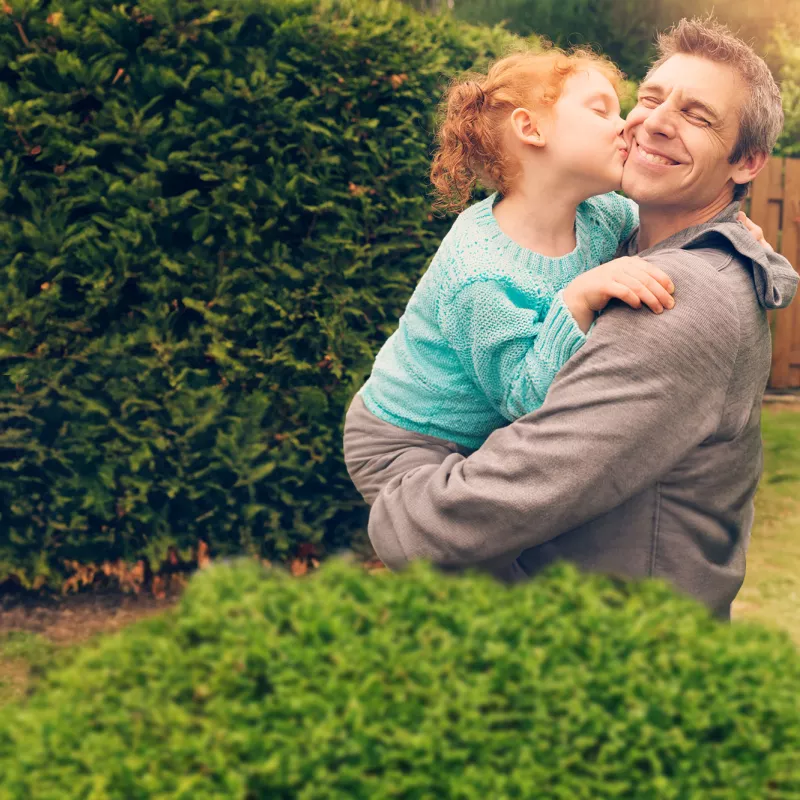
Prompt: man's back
<box><xmin>367</xmin><ymin>205</ymin><xmax>798</xmax><ymax>619</ymax></box>
<box><xmin>517</xmin><ymin>237</ymin><xmax>774</xmax><ymax>618</ymax></box>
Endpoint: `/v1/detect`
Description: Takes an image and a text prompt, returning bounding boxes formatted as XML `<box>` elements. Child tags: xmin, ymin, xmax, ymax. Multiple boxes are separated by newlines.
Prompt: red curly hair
<box><xmin>430</xmin><ymin>47</ymin><xmax>626</xmax><ymax>213</ymax></box>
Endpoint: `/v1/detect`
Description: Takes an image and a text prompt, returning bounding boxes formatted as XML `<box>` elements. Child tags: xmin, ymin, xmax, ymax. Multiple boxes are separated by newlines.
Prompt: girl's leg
<box><xmin>343</xmin><ymin>393</ymin><xmax>468</xmax><ymax>506</ymax></box>
<box><xmin>344</xmin><ymin>395</ymin><xmax>527</xmax><ymax>584</ymax></box>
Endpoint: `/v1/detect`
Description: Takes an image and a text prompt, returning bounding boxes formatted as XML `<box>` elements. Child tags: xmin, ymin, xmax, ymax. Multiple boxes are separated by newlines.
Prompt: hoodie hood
<box><xmin>623</xmin><ymin>201</ymin><xmax>799</xmax><ymax>311</ymax></box>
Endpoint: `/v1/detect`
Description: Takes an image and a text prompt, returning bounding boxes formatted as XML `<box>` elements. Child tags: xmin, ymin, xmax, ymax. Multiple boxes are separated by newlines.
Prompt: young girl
<box><xmin>343</xmin><ymin>48</ymin><xmax>677</xmax><ymax>510</ymax></box>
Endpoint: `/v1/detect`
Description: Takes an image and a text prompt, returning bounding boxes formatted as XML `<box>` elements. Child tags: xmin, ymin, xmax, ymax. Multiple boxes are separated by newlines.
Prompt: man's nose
<box><xmin>642</xmin><ymin>103</ymin><xmax>677</xmax><ymax>139</ymax></box>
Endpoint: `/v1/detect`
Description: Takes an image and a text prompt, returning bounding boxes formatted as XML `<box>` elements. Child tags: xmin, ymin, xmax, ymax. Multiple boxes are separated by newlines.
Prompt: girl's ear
<box><xmin>510</xmin><ymin>107</ymin><xmax>546</xmax><ymax>147</ymax></box>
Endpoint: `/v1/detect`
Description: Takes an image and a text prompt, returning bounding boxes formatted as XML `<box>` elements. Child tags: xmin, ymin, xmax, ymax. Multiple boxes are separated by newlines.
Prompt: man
<box><xmin>366</xmin><ymin>17</ymin><xmax>799</xmax><ymax>619</ymax></box>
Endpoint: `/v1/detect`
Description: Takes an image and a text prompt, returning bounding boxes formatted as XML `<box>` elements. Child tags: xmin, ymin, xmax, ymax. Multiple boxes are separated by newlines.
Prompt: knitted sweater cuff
<box><xmin>536</xmin><ymin>289</ymin><xmax>587</xmax><ymax>369</ymax></box>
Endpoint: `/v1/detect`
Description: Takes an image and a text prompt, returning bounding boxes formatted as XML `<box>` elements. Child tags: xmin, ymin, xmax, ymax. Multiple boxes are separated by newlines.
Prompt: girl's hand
<box><xmin>562</xmin><ymin>256</ymin><xmax>676</xmax><ymax>334</ymax></box>
<box><xmin>737</xmin><ymin>211</ymin><xmax>774</xmax><ymax>252</ymax></box>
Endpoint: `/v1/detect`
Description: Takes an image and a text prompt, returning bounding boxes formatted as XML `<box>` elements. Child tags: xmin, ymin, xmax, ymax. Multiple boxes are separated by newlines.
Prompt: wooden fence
<box><xmin>744</xmin><ymin>157</ymin><xmax>800</xmax><ymax>390</ymax></box>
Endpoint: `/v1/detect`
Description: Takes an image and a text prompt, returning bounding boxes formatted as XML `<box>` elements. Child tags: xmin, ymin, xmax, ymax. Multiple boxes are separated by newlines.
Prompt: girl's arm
<box><xmin>438</xmin><ymin>279</ymin><xmax>587</xmax><ymax>421</ymax></box>
<box><xmin>439</xmin><ymin>260</ymin><xmax>675</xmax><ymax>422</ymax></box>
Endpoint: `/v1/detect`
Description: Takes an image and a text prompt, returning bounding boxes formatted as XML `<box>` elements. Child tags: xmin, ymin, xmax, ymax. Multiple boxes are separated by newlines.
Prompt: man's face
<box><xmin>621</xmin><ymin>54</ymin><xmax>747</xmax><ymax>209</ymax></box>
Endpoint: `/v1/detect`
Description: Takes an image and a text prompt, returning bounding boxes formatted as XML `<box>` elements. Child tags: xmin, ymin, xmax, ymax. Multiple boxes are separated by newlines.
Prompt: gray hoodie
<box><xmin>367</xmin><ymin>202</ymin><xmax>799</xmax><ymax>618</ymax></box>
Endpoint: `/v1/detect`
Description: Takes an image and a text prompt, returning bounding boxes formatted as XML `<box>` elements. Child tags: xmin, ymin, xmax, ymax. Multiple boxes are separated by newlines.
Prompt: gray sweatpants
<box><xmin>343</xmin><ymin>393</ymin><xmax>474</xmax><ymax>506</ymax></box>
<box><xmin>343</xmin><ymin>393</ymin><xmax>528</xmax><ymax>583</ymax></box>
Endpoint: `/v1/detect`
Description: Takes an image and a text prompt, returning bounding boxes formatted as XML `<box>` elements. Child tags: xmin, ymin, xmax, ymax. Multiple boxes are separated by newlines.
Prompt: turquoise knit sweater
<box><xmin>359</xmin><ymin>191</ymin><xmax>639</xmax><ymax>449</ymax></box>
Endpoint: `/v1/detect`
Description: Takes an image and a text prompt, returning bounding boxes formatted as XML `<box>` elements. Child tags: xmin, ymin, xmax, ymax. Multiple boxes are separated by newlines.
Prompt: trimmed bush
<box><xmin>0</xmin><ymin>559</ymin><xmax>799</xmax><ymax>798</ymax></box>
<box><xmin>0</xmin><ymin>0</ymin><xmax>529</xmax><ymax>586</ymax></box>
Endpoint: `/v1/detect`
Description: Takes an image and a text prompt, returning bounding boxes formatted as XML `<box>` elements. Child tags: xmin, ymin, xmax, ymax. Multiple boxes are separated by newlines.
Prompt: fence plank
<box><xmin>749</xmin><ymin>162</ymin><xmax>771</xmax><ymax>226</ymax></box>
<box><xmin>783</xmin><ymin>159</ymin><xmax>800</xmax><ymax>269</ymax></box>
<box><xmin>771</xmin><ymin>159</ymin><xmax>800</xmax><ymax>389</ymax></box>
<box><xmin>767</xmin><ymin>157</ymin><xmax>785</xmax><ymax>200</ymax></box>
<box><xmin>766</xmin><ymin>200</ymin><xmax>782</xmax><ymax>253</ymax></box>
<box><xmin>748</xmin><ymin>157</ymin><xmax>800</xmax><ymax>389</ymax></box>
<box><xmin>771</xmin><ymin>312</ymin><xmax>795</xmax><ymax>389</ymax></box>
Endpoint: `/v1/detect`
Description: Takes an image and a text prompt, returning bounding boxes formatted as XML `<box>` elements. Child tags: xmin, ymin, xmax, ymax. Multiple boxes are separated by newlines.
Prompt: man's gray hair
<box><xmin>647</xmin><ymin>16</ymin><xmax>784</xmax><ymax>201</ymax></box>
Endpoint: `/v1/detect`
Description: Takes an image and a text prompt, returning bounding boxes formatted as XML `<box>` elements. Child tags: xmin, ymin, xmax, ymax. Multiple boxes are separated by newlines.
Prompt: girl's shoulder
<box><xmin>434</xmin><ymin>193</ymin><xmax>508</xmax><ymax>278</ymax></box>
<box><xmin>446</xmin><ymin>192</ymin><xmax>499</xmax><ymax>240</ymax></box>
<box><xmin>578</xmin><ymin>192</ymin><xmax>640</xmax><ymax>259</ymax></box>
<box><xmin>579</xmin><ymin>192</ymin><xmax>639</xmax><ymax>237</ymax></box>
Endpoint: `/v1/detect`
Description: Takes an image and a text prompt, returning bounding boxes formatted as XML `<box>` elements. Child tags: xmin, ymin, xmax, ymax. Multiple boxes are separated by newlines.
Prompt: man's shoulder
<box><xmin>639</xmin><ymin>246</ymin><xmax>739</xmax><ymax>311</ymax></box>
<box><xmin>596</xmin><ymin>247</ymin><xmax>741</xmax><ymax>368</ymax></box>
<box><xmin>642</xmin><ymin>243</ymin><xmax>763</xmax><ymax>318</ymax></box>
<box><xmin>641</xmin><ymin>244</ymin><xmax>734</xmax><ymax>274</ymax></box>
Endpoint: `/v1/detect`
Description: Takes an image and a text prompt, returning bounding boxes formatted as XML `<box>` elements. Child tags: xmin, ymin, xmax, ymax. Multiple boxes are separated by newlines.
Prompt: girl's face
<box><xmin>540</xmin><ymin>69</ymin><xmax>629</xmax><ymax>196</ymax></box>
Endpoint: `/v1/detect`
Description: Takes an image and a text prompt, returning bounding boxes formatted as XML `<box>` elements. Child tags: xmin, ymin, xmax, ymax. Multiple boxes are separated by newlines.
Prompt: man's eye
<box><xmin>686</xmin><ymin>112</ymin><xmax>709</xmax><ymax>125</ymax></box>
<box><xmin>639</xmin><ymin>97</ymin><xmax>659</xmax><ymax>107</ymax></box>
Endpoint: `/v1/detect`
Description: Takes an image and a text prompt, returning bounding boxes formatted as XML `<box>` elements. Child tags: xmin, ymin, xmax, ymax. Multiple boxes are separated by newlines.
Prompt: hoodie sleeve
<box><xmin>747</xmin><ymin>245</ymin><xmax>798</xmax><ymax>310</ymax></box>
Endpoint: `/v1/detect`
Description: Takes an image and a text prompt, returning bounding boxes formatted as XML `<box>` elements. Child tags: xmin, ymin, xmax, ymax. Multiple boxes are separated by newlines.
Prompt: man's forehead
<box><xmin>643</xmin><ymin>54</ymin><xmax>741</xmax><ymax>109</ymax></box>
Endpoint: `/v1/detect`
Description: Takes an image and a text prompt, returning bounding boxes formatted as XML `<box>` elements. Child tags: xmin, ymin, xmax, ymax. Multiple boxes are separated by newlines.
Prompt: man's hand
<box><xmin>562</xmin><ymin>256</ymin><xmax>676</xmax><ymax>333</ymax></box>
<box><xmin>737</xmin><ymin>211</ymin><xmax>774</xmax><ymax>252</ymax></box>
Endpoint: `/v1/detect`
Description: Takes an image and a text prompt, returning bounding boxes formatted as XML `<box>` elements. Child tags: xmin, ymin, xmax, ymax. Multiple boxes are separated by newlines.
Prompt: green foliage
<box><xmin>1</xmin><ymin>558</ymin><xmax>799</xmax><ymax>797</ymax></box>
<box><xmin>448</xmin><ymin>0</ymin><xmax>800</xmax><ymax>81</ymax></box>
<box><xmin>451</xmin><ymin>0</ymin><xmax>665</xmax><ymax>80</ymax></box>
<box><xmin>769</xmin><ymin>25</ymin><xmax>800</xmax><ymax>158</ymax></box>
<box><xmin>0</xmin><ymin>0</ymin><xmax>528</xmax><ymax>586</ymax></box>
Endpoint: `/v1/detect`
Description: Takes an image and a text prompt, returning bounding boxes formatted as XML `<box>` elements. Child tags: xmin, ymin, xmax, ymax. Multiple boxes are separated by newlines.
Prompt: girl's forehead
<box><xmin>563</xmin><ymin>68</ymin><xmax>617</xmax><ymax>97</ymax></box>
<box><xmin>558</xmin><ymin>69</ymin><xmax>619</xmax><ymax>108</ymax></box>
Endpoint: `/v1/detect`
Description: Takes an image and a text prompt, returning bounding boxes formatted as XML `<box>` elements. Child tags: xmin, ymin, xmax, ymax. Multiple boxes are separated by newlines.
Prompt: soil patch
<box><xmin>0</xmin><ymin>591</ymin><xmax>179</xmax><ymax>645</ymax></box>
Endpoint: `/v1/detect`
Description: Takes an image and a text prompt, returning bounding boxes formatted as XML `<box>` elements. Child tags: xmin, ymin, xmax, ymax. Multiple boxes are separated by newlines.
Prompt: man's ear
<box><xmin>509</xmin><ymin>107</ymin><xmax>546</xmax><ymax>148</ymax></box>
<box><xmin>731</xmin><ymin>150</ymin><xmax>769</xmax><ymax>188</ymax></box>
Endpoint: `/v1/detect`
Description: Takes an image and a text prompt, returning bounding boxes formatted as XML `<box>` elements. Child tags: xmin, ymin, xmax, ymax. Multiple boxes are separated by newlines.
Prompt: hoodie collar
<box><xmin>623</xmin><ymin>200</ymin><xmax>799</xmax><ymax>310</ymax></box>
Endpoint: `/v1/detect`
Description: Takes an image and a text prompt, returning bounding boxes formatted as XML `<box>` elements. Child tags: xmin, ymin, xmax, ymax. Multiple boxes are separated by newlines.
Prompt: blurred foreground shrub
<box><xmin>0</xmin><ymin>559</ymin><xmax>798</xmax><ymax>797</ymax></box>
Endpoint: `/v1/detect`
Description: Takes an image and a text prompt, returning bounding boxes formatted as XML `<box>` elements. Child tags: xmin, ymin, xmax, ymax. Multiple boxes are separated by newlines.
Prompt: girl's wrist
<box><xmin>562</xmin><ymin>285</ymin><xmax>595</xmax><ymax>334</ymax></box>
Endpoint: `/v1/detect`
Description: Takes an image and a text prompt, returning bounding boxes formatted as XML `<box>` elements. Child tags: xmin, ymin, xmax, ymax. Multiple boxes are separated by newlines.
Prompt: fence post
<box><xmin>769</xmin><ymin>158</ymin><xmax>800</xmax><ymax>389</ymax></box>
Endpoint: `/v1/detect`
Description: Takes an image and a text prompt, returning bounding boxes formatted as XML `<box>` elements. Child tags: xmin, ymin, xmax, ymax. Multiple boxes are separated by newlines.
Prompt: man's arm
<box><xmin>368</xmin><ymin>252</ymin><xmax>740</xmax><ymax>570</ymax></box>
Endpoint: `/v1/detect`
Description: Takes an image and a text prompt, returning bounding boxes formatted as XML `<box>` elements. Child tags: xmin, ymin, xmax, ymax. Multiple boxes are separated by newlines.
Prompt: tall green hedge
<box><xmin>1</xmin><ymin>558</ymin><xmax>799</xmax><ymax>797</ymax></box>
<box><xmin>0</xmin><ymin>0</ymin><xmax>529</xmax><ymax>587</ymax></box>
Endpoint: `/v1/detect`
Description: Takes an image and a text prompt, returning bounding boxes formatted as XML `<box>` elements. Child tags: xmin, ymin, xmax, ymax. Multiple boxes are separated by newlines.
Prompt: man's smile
<box><xmin>631</xmin><ymin>138</ymin><xmax>681</xmax><ymax>167</ymax></box>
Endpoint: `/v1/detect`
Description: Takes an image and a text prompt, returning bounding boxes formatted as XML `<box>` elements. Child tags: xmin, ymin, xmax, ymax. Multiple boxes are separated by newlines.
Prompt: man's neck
<box><xmin>636</xmin><ymin>191</ymin><xmax>736</xmax><ymax>251</ymax></box>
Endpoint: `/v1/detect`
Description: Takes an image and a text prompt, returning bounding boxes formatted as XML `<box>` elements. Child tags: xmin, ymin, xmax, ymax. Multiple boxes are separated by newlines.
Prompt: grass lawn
<box><xmin>0</xmin><ymin>631</ymin><xmax>60</xmax><ymax>708</ymax></box>
<box><xmin>733</xmin><ymin>404</ymin><xmax>800</xmax><ymax>645</ymax></box>
<box><xmin>2</xmin><ymin>404</ymin><xmax>799</xmax><ymax>707</ymax></box>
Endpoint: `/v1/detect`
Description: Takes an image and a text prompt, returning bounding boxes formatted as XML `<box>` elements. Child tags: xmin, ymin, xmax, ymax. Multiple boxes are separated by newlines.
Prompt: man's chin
<box><xmin>620</xmin><ymin>170</ymin><xmax>662</xmax><ymax>204</ymax></box>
